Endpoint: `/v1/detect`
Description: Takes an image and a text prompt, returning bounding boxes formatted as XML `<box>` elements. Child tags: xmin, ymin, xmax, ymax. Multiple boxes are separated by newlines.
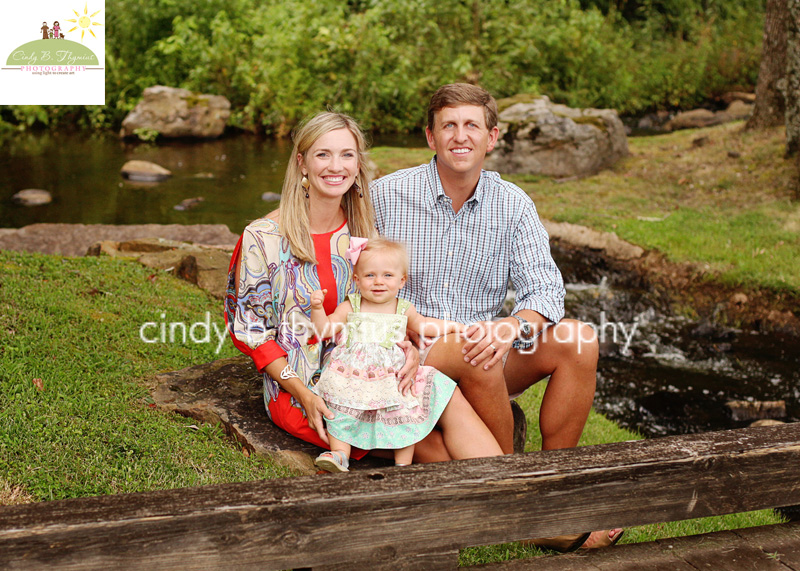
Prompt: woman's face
<box><xmin>299</xmin><ymin>128</ymin><xmax>359</xmax><ymax>202</ymax></box>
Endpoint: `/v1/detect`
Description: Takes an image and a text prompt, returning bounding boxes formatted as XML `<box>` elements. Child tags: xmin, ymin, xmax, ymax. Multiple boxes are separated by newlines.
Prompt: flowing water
<box><xmin>3</xmin><ymin>132</ymin><xmax>798</xmax><ymax>437</ymax></box>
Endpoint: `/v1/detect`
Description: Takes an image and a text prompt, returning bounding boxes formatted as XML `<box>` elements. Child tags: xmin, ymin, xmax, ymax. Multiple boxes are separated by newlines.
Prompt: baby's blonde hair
<box><xmin>354</xmin><ymin>237</ymin><xmax>409</xmax><ymax>277</ymax></box>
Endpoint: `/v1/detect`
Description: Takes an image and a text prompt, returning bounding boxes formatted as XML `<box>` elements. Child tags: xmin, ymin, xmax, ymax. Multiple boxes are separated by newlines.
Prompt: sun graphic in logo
<box><xmin>66</xmin><ymin>2</ymin><xmax>103</xmax><ymax>42</ymax></box>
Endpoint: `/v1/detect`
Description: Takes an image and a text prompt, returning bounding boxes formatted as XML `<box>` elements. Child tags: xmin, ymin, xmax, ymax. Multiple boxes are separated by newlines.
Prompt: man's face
<box><xmin>425</xmin><ymin>104</ymin><xmax>499</xmax><ymax>179</ymax></box>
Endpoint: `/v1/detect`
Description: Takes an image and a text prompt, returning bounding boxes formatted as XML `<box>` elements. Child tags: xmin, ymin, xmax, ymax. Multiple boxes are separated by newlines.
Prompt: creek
<box><xmin>2</xmin><ymin>132</ymin><xmax>798</xmax><ymax>437</ymax></box>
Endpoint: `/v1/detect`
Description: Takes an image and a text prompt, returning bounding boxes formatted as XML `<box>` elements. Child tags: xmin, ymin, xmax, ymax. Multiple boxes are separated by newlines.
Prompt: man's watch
<box><xmin>510</xmin><ymin>314</ymin><xmax>541</xmax><ymax>349</ymax></box>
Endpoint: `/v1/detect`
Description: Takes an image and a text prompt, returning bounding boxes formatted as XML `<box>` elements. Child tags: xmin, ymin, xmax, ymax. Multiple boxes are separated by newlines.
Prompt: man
<box><xmin>371</xmin><ymin>83</ymin><xmax>620</xmax><ymax>550</ymax></box>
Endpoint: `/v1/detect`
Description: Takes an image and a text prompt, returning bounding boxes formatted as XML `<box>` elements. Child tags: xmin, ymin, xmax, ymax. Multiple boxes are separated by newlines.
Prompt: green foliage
<box><xmin>1</xmin><ymin>0</ymin><xmax>766</xmax><ymax>134</ymax></box>
<box><xmin>133</xmin><ymin>126</ymin><xmax>161</xmax><ymax>142</ymax></box>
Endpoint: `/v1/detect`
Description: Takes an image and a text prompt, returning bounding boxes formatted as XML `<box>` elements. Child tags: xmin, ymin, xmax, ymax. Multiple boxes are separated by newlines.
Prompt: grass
<box><xmin>0</xmin><ymin>250</ymin><xmax>294</xmax><ymax>502</ymax></box>
<box><xmin>373</xmin><ymin>122</ymin><xmax>800</xmax><ymax>294</ymax></box>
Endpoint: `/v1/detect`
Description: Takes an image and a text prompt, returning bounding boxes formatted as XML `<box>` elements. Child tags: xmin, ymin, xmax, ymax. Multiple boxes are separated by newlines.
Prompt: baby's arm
<box><xmin>309</xmin><ymin>290</ymin><xmax>351</xmax><ymax>339</ymax></box>
<box><xmin>405</xmin><ymin>304</ymin><xmax>466</xmax><ymax>339</ymax></box>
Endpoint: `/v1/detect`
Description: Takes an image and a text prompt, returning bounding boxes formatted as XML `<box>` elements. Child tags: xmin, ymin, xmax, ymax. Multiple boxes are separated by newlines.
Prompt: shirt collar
<box><xmin>426</xmin><ymin>156</ymin><xmax>487</xmax><ymax>208</ymax></box>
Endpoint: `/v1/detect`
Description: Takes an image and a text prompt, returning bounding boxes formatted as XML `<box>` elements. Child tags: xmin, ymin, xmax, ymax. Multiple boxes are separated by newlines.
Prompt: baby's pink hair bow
<box><xmin>346</xmin><ymin>237</ymin><xmax>369</xmax><ymax>265</ymax></box>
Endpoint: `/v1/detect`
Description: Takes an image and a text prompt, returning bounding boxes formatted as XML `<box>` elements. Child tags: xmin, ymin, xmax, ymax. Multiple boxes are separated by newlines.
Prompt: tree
<box><xmin>787</xmin><ymin>0</ymin><xmax>800</xmax><ymax>155</ymax></box>
<box><xmin>746</xmin><ymin>0</ymin><xmax>788</xmax><ymax>130</ymax></box>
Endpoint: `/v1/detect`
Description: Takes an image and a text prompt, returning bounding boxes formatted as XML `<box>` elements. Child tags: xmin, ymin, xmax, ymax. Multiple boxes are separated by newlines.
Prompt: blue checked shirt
<box><xmin>371</xmin><ymin>157</ymin><xmax>565</xmax><ymax>325</ymax></box>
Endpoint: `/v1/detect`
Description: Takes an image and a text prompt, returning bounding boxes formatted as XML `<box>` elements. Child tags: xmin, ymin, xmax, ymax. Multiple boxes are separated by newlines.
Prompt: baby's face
<box><xmin>354</xmin><ymin>251</ymin><xmax>406</xmax><ymax>305</ymax></box>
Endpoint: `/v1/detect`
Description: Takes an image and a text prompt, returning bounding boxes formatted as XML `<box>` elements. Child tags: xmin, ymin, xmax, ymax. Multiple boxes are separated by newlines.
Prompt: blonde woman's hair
<box><xmin>279</xmin><ymin>111</ymin><xmax>376</xmax><ymax>263</ymax></box>
<box><xmin>354</xmin><ymin>237</ymin><xmax>409</xmax><ymax>277</ymax></box>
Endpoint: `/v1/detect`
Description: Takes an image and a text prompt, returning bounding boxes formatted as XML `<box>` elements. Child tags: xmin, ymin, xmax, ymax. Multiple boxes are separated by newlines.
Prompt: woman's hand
<box><xmin>299</xmin><ymin>390</ymin><xmax>335</xmax><ymax>445</ymax></box>
<box><xmin>396</xmin><ymin>340</ymin><xmax>420</xmax><ymax>396</ymax></box>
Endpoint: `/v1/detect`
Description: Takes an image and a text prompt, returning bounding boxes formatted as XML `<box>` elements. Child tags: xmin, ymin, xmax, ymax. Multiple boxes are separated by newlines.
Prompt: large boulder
<box><xmin>485</xmin><ymin>95</ymin><xmax>629</xmax><ymax>177</ymax></box>
<box><xmin>120</xmin><ymin>86</ymin><xmax>231</xmax><ymax>139</ymax></box>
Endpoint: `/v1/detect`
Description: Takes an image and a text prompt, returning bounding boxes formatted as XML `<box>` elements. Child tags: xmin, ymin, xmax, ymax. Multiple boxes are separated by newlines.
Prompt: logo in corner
<box><xmin>1</xmin><ymin>1</ymin><xmax>105</xmax><ymax>104</ymax></box>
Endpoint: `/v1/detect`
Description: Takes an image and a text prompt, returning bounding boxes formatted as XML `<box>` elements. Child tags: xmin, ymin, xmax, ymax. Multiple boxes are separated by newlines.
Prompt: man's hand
<box><xmin>396</xmin><ymin>339</ymin><xmax>420</xmax><ymax>396</ymax></box>
<box><xmin>300</xmin><ymin>391</ymin><xmax>335</xmax><ymax>445</ymax></box>
<box><xmin>462</xmin><ymin>319</ymin><xmax>518</xmax><ymax>370</ymax></box>
<box><xmin>310</xmin><ymin>289</ymin><xmax>327</xmax><ymax>310</ymax></box>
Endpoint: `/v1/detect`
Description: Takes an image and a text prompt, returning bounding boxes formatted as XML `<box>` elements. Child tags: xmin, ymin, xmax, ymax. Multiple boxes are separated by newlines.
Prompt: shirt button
<box><xmin>448</xmin><ymin>251</ymin><xmax>453</xmax><ymax>256</ymax></box>
<box><xmin>443</xmin><ymin>284</ymin><xmax>448</xmax><ymax>288</ymax></box>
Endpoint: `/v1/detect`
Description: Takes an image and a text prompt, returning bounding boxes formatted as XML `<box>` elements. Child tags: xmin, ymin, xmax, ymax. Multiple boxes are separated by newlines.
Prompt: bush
<box><xmin>0</xmin><ymin>0</ymin><xmax>765</xmax><ymax>134</ymax></box>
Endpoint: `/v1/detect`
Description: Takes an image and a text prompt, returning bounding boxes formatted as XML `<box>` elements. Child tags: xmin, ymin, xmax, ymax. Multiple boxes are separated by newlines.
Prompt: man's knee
<box><xmin>546</xmin><ymin>319</ymin><xmax>598</xmax><ymax>363</ymax></box>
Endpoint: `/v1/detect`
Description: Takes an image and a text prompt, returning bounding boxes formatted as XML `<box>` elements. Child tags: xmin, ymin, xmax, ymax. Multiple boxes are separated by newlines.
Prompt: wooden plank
<box><xmin>1</xmin><ymin>424</ymin><xmax>799</xmax><ymax>570</ymax></box>
<box><xmin>470</xmin><ymin>522</ymin><xmax>800</xmax><ymax>570</ymax></box>
<box><xmin>737</xmin><ymin>521</ymin><xmax>800</xmax><ymax>568</ymax></box>
<box><xmin>303</xmin><ymin>549</ymin><xmax>460</xmax><ymax>570</ymax></box>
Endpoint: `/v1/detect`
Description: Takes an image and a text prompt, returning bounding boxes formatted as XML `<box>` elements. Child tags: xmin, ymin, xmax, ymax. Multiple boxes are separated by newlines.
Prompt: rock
<box><xmin>174</xmin><ymin>197</ymin><xmax>205</xmax><ymax>211</ymax></box>
<box><xmin>665</xmin><ymin>104</ymin><xmax>752</xmax><ymax>131</ymax></box>
<box><xmin>543</xmin><ymin>220</ymin><xmax>644</xmax><ymax>260</ymax></box>
<box><xmin>749</xmin><ymin>419</ymin><xmax>786</xmax><ymax>427</ymax></box>
<box><xmin>665</xmin><ymin>109</ymin><xmax>722</xmax><ymax>131</ymax></box>
<box><xmin>0</xmin><ymin>223</ymin><xmax>238</xmax><ymax>257</ymax></box>
<box><xmin>121</xmin><ymin>160</ymin><xmax>172</xmax><ymax>182</ymax></box>
<box><xmin>720</xmin><ymin>91</ymin><xmax>756</xmax><ymax>105</ymax></box>
<box><xmin>261</xmin><ymin>192</ymin><xmax>282</xmax><ymax>202</ymax></box>
<box><xmin>691</xmin><ymin>136</ymin><xmax>710</xmax><ymax>148</ymax></box>
<box><xmin>728</xmin><ymin>151</ymin><xmax>742</xmax><ymax>159</ymax></box>
<box><xmin>151</xmin><ymin>356</ymin><xmax>391</xmax><ymax>475</ymax></box>
<box><xmin>726</xmin><ymin>400</ymin><xmax>786</xmax><ymax>422</ymax></box>
<box><xmin>12</xmin><ymin>189</ymin><xmax>52</xmax><ymax>206</ymax></box>
<box><xmin>87</xmin><ymin>237</ymin><xmax>232</xmax><ymax>299</ymax></box>
<box><xmin>120</xmin><ymin>85</ymin><xmax>231</xmax><ymax>139</ymax></box>
<box><xmin>725</xmin><ymin>100</ymin><xmax>754</xmax><ymax>121</ymax></box>
<box><xmin>485</xmin><ymin>95</ymin><xmax>629</xmax><ymax>177</ymax></box>
<box><xmin>730</xmin><ymin>293</ymin><xmax>749</xmax><ymax>307</ymax></box>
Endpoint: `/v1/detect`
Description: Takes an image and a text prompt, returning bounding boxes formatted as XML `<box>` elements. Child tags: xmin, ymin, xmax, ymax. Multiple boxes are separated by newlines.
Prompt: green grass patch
<box><xmin>0</xmin><ymin>250</ymin><xmax>294</xmax><ymax>502</ymax></box>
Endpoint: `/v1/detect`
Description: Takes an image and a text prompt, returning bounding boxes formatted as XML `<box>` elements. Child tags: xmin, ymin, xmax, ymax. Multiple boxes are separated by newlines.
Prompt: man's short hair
<box><xmin>427</xmin><ymin>83</ymin><xmax>498</xmax><ymax>132</ymax></box>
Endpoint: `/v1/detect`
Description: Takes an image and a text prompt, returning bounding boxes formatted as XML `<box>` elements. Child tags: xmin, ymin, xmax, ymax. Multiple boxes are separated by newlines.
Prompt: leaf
<box><xmin>32</xmin><ymin>378</ymin><xmax>44</xmax><ymax>392</ymax></box>
<box><xmin>147</xmin><ymin>274</ymin><xmax>158</xmax><ymax>283</ymax></box>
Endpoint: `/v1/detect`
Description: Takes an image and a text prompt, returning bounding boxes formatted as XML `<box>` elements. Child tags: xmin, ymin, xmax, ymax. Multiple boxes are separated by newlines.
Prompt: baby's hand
<box><xmin>310</xmin><ymin>289</ymin><xmax>327</xmax><ymax>310</ymax></box>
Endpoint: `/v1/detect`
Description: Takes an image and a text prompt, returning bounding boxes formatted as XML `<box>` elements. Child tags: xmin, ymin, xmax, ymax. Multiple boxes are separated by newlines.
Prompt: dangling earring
<box><xmin>301</xmin><ymin>175</ymin><xmax>310</xmax><ymax>199</ymax></box>
<box><xmin>352</xmin><ymin>182</ymin><xmax>363</xmax><ymax>198</ymax></box>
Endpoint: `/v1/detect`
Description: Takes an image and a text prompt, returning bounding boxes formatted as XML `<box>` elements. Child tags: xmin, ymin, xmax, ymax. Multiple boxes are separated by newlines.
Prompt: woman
<box><xmin>224</xmin><ymin>111</ymin><xmax>501</xmax><ymax>464</ymax></box>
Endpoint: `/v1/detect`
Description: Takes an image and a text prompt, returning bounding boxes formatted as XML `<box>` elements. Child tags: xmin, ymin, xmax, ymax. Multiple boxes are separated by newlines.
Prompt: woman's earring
<box><xmin>352</xmin><ymin>182</ymin><xmax>363</xmax><ymax>198</ymax></box>
<box><xmin>301</xmin><ymin>176</ymin><xmax>310</xmax><ymax>199</ymax></box>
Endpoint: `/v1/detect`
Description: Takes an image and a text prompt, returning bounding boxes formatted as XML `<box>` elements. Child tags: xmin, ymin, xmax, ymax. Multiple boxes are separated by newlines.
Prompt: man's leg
<box><xmin>504</xmin><ymin>319</ymin><xmax>598</xmax><ymax>450</ymax></box>
<box><xmin>424</xmin><ymin>335</ymin><xmax>515</xmax><ymax>454</ymax></box>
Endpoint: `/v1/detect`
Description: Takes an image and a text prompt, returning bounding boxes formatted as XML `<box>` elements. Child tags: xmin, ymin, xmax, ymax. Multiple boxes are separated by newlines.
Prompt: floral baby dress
<box><xmin>312</xmin><ymin>293</ymin><xmax>456</xmax><ymax>450</ymax></box>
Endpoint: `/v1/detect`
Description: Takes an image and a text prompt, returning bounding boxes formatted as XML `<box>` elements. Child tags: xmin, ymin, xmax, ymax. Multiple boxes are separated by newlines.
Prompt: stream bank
<box><xmin>548</xmin><ymin>232</ymin><xmax>799</xmax><ymax>438</ymax></box>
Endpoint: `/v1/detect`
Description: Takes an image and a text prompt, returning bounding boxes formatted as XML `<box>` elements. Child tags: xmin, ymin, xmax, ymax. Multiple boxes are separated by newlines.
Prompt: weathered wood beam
<box><xmin>1</xmin><ymin>423</ymin><xmax>799</xmax><ymax>570</ymax></box>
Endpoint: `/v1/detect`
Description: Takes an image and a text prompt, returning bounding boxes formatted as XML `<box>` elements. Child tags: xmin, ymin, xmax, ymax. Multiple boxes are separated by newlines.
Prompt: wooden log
<box><xmin>1</xmin><ymin>423</ymin><xmax>799</xmax><ymax>570</ymax></box>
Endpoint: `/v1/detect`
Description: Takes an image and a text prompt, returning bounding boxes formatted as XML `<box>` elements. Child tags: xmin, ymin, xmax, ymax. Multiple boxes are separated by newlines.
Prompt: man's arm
<box><xmin>463</xmin><ymin>199</ymin><xmax>565</xmax><ymax>369</ymax></box>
